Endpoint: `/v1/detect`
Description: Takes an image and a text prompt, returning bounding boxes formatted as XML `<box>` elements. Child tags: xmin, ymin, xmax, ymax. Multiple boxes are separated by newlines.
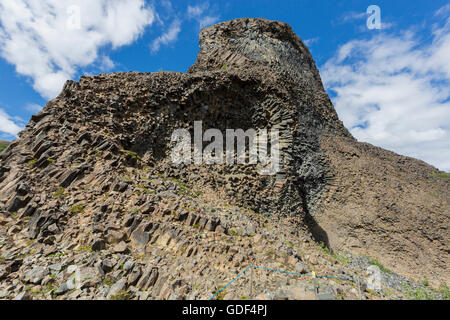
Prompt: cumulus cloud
<box><xmin>0</xmin><ymin>0</ymin><xmax>155</xmax><ymax>99</ymax></box>
<box><xmin>151</xmin><ymin>18</ymin><xmax>181</xmax><ymax>53</ymax></box>
<box><xmin>0</xmin><ymin>108</ymin><xmax>22</xmax><ymax>136</ymax></box>
<box><xmin>25</xmin><ymin>103</ymin><xmax>43</xmax><ymax>113</ymax></box>
<box><xmin>321</xmin><ymin>11</ymin><xmax>450</xmax><ymax>171</ymax></box>
<box><xmin>187</xmin><ymin>2</ymin><xmax>219</xmax><ymax>29</ymax></box>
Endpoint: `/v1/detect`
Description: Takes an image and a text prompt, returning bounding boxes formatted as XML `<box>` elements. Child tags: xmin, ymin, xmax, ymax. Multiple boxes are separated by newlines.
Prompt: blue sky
<box><xmin>0</xmin><ymin>1</ymin><xmax>449</xmax><ymax>171</ymax></box>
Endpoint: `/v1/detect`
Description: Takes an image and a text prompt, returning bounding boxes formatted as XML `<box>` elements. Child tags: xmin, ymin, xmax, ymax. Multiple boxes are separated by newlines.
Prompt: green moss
<box><xmin>137</xmin><ymin>184</ymin><xmax>152</xmax><ymax>194</ymax></box>
<box><xmin>368</xmin><ymin>257</ymin><xmax>392</xmax><ymax>274</ymax></box>
<box><xmin>102</xmin><ymin>276</ymin><xmax>114</xmax><ymax>286</ymax></box>
<box><xmin>429</xmin><ymin>172</ymin><xmax>450</xmax><ymax>179</ymax></box>
<box><xmin>121</xmin><ymin>149</ymin><xmax>141</xmax><ymax>160</ymax></box>
<box><xmin>71</xmin><ymin>162</ymin><xmax>81</xmax><ymax>168</ymax></box>
<box><xmin>192</xmin><ymin>191</ymin><xmax>203</xmax><ymax>198</ymax></box>
<box><xmin>28</xmin><ymin>158</ymin><xmax>38</xmax><ymax>167</ymax></box>
<box><xmin>53</xmin><ymin>187</ymin><xmax>67</xmax><ymax>198</ymax></box>
<box><xmin>109</xmin><ymin>289</ymin><xmax>132</xmax><ymax>300</ymax></box>
<box><xmin>284</xmin><ymin>241</ymin><xmax>294</xmax><ymax>249</ymax></box>
<box><xmin>77</xmin><ymin>245</ymin><xmax>92</xmax><ymax>252</ymax></box>
<box><xmin>69</xmin><ymin>205</ymin><xmax>84</xmax><ymax>213</ymax></box>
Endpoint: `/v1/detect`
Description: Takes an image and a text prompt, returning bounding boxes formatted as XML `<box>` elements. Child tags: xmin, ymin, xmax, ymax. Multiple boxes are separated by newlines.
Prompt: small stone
<box><xmin>106</xmin><ymin>230</ymin><xmax>125</xmax><ymax>244</ymax></box>
<box><xmin>92</xmin><ymin>239</ymin><xmax>106</xmax><ymax>251</ymax></box>
<box><xmin>130</xmin><ymin>226</ymin><xmax>150</xmax><ymax>249</ymax></box>
<box><xmin>48</xmin><ymin>263</ymin><xmax>61</xmax><ymax>273</ymax></box>
<box><xmin>123</xmin><ymin>260</ymin><xmax>134</xmax><ymax>271</ymax></box>
<box><xmin>16</xmin><ymin>182</ymin><xmax>30</xmax><ymax>196</ymax></box>
<box><xmin>107</xmin><ymin>279</ymin><xmax>127</xmax><ymax>299</ymax></box>
<box><xmin>113</xmin><ymin>241</ymin><xmax>128</xmax><ymax>253</ymax></box>
<box><xmin>101</xmin><ymin>259</ymin><xmax>114</xmax><ymax>273</ymax></box>
<box><xmin>55</xmin><ymin>283</ymin><xmax>70</xmax><ymax>295</ymax></box>
<box><xmin>13</xmin><ymin>291</ymin><xmax>30</xmax><ymax>300</ymax></box>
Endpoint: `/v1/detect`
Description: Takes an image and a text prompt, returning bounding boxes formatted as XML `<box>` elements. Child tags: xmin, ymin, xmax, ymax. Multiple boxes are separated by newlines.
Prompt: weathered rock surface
<box><xmin>0</xmin><ymin>18</ymin><xmax>448</xmax><ymax>300</ymax></box>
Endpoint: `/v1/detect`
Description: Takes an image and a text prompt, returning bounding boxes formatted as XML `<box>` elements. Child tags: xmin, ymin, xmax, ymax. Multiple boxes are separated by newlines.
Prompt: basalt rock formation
<box><xmin>0</xmin><ymin>18</ymin><xmax>448</xmax><ymax>300</ymax></box>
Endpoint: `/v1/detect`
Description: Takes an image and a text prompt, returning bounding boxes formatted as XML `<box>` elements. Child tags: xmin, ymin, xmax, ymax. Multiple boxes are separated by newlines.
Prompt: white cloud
<box><xmin>340</xmin><ymin>11</ymin><xmax>366</xmax><ymax>23</ymax></box>
<box><xmin>0</xmin><ymin>0</ymin><xmax>155</xmax><ymax>99</ymax></box>
<box><xmin>0</xmin><ymin>108</ymin><xmax>22</xmax><ymax>136</ymax></box>
<box><xmin>187</xmin><ymin>2</ymin><xmax>219</xmax><ymax>29</ymax></box>
<box><xmin>25</xmin><ymin>103</ymin><xmax>43</xmax><ymax>113</ymax></box>
<box><xmin>321</xmin><ymin>13</ymin><xmax>450</xmax><ymax>171</ymax></box>
<box><xmin>187</xmin><ymin>4</ymin><xmax>207</xmax><ymax>19</ymax></box>
<box><xmin>199</xmin><ymin>15</ymin><xmax>219</xmax><ymax>29</ymax></box>
<box><xmin>151</xmin><ymin>18</ymin><xmax>181</xmax><ymax>53</ymax></box>
<box><xmin>304</xmin><ymin>37</ymin><xmax>319</xmax><ymax>47</ymax></box>
<box><xmin>99</xmin><ymin>55</ymin><xmax>115</xmax><ymax>72</ymax></box>
<box><xmin>435</xmin><ymin>4</ymin><xmax>450</xmax><ymax>17</ymax></box>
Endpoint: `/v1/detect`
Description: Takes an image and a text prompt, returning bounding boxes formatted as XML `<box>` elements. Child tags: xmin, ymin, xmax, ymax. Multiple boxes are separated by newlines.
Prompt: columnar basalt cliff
<box><xmin>0</xmin><ymin>18</ymin><xmax>448</xmax><ymax>300</ymax></box>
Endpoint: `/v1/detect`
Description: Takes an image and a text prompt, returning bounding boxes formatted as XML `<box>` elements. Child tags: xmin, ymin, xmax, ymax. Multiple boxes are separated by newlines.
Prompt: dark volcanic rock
<box><xmin>0</xmin><ymin>18</ymin><xmax>448</xmax><ymax>299</ymax></box>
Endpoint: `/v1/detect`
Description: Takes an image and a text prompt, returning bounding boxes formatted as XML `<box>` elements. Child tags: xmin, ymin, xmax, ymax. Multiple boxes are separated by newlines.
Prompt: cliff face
<box><xmin>0</xmin><ymin>18</ymin><xmax>448</xmax><ymax>300</ymax></box>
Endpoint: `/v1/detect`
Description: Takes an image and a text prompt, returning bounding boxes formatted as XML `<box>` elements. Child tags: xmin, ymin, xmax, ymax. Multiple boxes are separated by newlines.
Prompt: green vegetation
<box><xmin>438</xmin><ymin>283</ymin><xmax>450</xmax><ymax>300</ymax></box>
<box><xmin>429</xmin><ymin>172</ymin><xmax>450</xmax><ymax>179</ymax></box>
<box><xmin>71</xmin><ymin>162</ymin><xmax>81</xmax><ymax>168</ymax></box>
<box><xmin>221</xmin><ymin>63</ymin><xmax>228</xmax><ymax>70</ymax></box>
<box><xmin>121</xmin><ymin>149</ymin><xmax>141</xmax><ymax>160</ymax></box>
<box><xmin>214</xmin><ymin>289</ymin><xmax>226</xmax><ymax>300</ymax></box>
<box><xmin>368</xmin><ymin>257</ymin><xmax>392</xmax><ymax>274</ymax></box>
<box><xmin>318</xmin><ymin>242</ymin><xmax>350</xmax><ymax>265</ymax></box>
<box><xmin>170</xmin><ymin>177</ymin><xmax>190</xmax><ymax>193</ymax></box>
<box><xmin>192</xmin><ymin>191</ymin><xmax>203</xmax><ymax>198</ymax></box>
<box><xmin>69</xmin><ymin>205</ymin><xmax>84</xmax><ymax>213</ymax></box>
<box><xmin>103</xmin><ymin>275</ymin><xmax>114</xmax><ymax>286</ymax></box>
<box><xmin>284</xmin><ymin>240</ymin><xmax>294</xmax><ymax>249</ymax></box>
<box><xmin>76</xmin><ymin>245</ymin><xmax>92</xmax><ymax>252</ymax></box>
<box><xmin>135</xmin><ymin>253</ymin><xmax>146</xmax><ymax>260</ymax></box>
<box><xmin>0</xmin><ymin>141</ymin><xmax>10</xmax><ymax>153</ymax></box>
<box><xmin>28</xmin><ymin>158</ymin><xmax>37</xmax><ymax>167</ymax></box>
<box><xmin>53</xmin><ymin>187</ymin><xmax>67</xmax><ymax>198</ymax></box>
<box><xmin>403</xmin><ymin>284</ymin><xmax>436</xmax><ymax>300</ymax></box>
<box><xmin>137</xmin><ymin>184</ymin><xmax>152</xmax><ymax>194</ymax></box>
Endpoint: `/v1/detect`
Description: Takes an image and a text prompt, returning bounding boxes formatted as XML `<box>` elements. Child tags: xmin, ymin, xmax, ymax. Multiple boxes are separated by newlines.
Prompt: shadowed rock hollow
<box><xmin>0</xmin><ymin>18</ymin><xmax>448</xmax><ymax>300</ymax></box>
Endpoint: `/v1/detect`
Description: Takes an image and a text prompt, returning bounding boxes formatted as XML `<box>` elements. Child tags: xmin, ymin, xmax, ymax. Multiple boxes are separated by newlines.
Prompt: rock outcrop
<box><xmin>0</xmin><ymin>18</ymin><xmax>448</xmax><ymax>300</ymax></box>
